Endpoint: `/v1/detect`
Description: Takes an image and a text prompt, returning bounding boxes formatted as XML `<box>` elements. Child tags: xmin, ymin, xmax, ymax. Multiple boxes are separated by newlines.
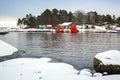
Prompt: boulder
<box><xmin>93</xmin><ymin>73</ymin><xmax>103</xmax><ymax>77</ymax></box>
<box><xmin>79</xmin><ymin>69</ymin><xmax>92</xmax><ymax>77</ymax></box>
<box><xmin>94</xmin><ymin>50</ymin><xmax>120</xmax><ymax>74</ymax></box>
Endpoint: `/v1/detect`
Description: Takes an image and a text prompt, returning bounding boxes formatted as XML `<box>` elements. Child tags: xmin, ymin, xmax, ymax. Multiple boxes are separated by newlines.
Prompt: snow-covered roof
<box><xmin>61</xmin><ymin>22</ymin><xmax>72</xmax><ymax>26</ymax></box>
<box><xmin>46</xmin><ymin>25</ymin><xmax>52</xmax><ymax>27</ymax></box>
<box><xmin>0</xmin><ymin>40</ymin><xmax>18</xmax><ymax>56</ymax></box>
<box><xmin>95</xmin><ymin>50</ymin><xmax>120</xmax><ymax>65</ymax></box>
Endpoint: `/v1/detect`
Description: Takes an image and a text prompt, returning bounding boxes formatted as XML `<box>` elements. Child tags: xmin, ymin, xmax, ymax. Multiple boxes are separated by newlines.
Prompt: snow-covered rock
<box><xmin>0</xmin><ymin>58</ymin><xmax>79</xmax><ymax>80</ymax></box>
<box><xmin>95</xmin><ymin>50</ymin><xmax>120</xmax><ymax>65</ymax></box>
<box><xmin>94</xmin><ymin>26</ymin><xmax>107</xmax><ymax>33</ymax></box>
<box><xmin>94</xmin><ymin>50</ymin><xmax>120</xmax><ymax>74</ymax></box>
<box><xmin>109</xmin><ymin>25</ymin><xmax>117</xmax><ymax>29</ymax></box>
<box><xmin>79</xmin><ymin>69</ymin><xmax>92</xmax><ymax>77</ymax></box>
<box><xmin>0</xmin><ymin>40</ymin><xmax>18</xmax><ymax>57</ymax></box>
<box><xmin>115</xmin><ymin>27</ymin><xmax>120</xmax><ymax>31</ymax></box>
<box><xmin>0</xmin><ymin>58</ymin><xmax>120</xmax><ymax>80</ymax></box>
<box><xmin>106</xmin><ymin>30</ymin><xmax>117</xmax><ymax>33</ymax></box>
<box><xmin>93</xmin><ymin>73</ymin><xmax>103</xmax><ymax>77</ymax></box>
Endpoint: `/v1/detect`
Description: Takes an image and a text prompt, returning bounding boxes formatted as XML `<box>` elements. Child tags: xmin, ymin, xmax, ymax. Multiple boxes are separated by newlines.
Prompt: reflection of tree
<box><xmin>43</xmin><ymin>32</ymin><xmax>61</xmax><ymax>48</ymax></box>
<box><xmin>43</xmin><ymin>32</ymin><xmax>53</xmax><ymax>48</ymax></box>
<box><xmin>25</xmin><ymin>33</ymin><xmax>34</xmax><ymax>45</ymax></box>
<box><xmin>55</xmin><ymin>33</ymin><xmax>62</xmax><ymax>47</ymax></box>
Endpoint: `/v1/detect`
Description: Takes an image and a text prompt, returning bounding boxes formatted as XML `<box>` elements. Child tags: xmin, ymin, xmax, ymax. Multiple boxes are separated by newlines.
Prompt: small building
<box><xmin>39</xmin><ymin>25</ymin><xmax>45</xmax><ymax>29</ymax></box>
<box><xmin>60</xmin><ymin>22</ymin><xmax>72</xmax><ymax>29</ymax></box>
<box><xmin>56</xmin><ymin>22</ymin><xmax>79</xmax><ymax>33</ymax></box>
<box><xmin>46</xmin><ymin>25</ymin><xmax>52</xmax><ymax>29</ymax></box>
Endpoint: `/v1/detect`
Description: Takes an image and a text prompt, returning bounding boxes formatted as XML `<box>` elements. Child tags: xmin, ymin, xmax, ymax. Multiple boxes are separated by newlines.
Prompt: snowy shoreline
<box><xmin>0</xmin><ymin>40</ymin><xmax>120</xmax><ymax>80</ymax></box>
<box><xmin>0</xmin><ymin>57</ymin><xmax>120</xmax><ymax>80</ymax></box>
<box><xmin>8</xmin><ymin>28</ymin><xmax>119</xmax><ymax>33</ymax></box>
<box><xmin>3</xmin><ymin>24</ymin><xmax>120</xmax><ymax>33</ymax></box>
<box><xmin>0</xmin><ymin>40</ymin><xmax>18</xmax><ymax>57</ymax></box>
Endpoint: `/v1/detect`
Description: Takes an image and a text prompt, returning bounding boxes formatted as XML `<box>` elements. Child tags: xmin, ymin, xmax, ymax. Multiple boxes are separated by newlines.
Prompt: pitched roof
<box><xmin>61</xmin><ymin>22</ymin><xmax>72</xmax><ymax>26</ymax></box>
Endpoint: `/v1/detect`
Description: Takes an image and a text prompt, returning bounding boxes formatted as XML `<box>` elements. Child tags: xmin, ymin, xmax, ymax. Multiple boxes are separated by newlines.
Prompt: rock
<box><xmin>94</xmin><ymin>50</ymin><xmax>120</xmax><ymax>74</ymax></box>
<box><xmin>79</xmin><ymin>69</ymin><xmax>92</xmax><ymax>77</ymax></box>
<box><xmin>93</xmin><ymin>73</ymin><xmax>103</xmax><ymax>77</ymax></box>
<box><xmin>103</xmin><ymin>72</ymin><xmax>108</xmax><ymax>76</ymax></box>
<box><xmin>0</xmin><ymin>50</ymin><xmax>24</xmax><ymax>62</ymax></box>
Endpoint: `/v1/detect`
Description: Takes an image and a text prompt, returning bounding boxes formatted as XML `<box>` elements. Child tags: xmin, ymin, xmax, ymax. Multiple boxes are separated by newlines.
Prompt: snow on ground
<box><xmin>0</xmin><ymin>40</ymin><xmax>120</xmax><ymax>80</ymax></box>
<box><xmin>95</xmin><ymin>50</ymin><xmax>120</xmax><ymax>65</ymax></box>
<box><xmin>0</xmin><ymin>58</ymin><xmax>120</xmax><ymax>80</ymax></box>
<box><xmin>10</xmin><ymin>28</ymin><xmax>55</xmax><ymax>32</ymax></box>
<box><xmin>79</xmin><ymin>69</ymin><xmax>92</xmax><ymax>77</ymax></box>
<box><xmin>94</xmin><ymin>26</ymin><xmax>107</xmax><ymax>32</ymax></box>
<box><xmin>0</xmin><ymin>40</ymin><xmax>18</xmax><ymax>56</ymax></box>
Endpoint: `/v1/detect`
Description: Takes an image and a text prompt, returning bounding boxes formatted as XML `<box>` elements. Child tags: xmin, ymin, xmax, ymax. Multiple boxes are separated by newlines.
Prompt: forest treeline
<box><xmin>17</xmin><ymin>8</ymin><xmax>120</xmax><ymax>28</ymax></box>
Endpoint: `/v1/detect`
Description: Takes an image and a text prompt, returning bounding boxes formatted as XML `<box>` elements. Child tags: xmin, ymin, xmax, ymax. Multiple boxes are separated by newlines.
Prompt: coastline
<box><xmin>0</xmin><ymin>40</ymin><xmax>120</xmax><ymax>80</ymax></box>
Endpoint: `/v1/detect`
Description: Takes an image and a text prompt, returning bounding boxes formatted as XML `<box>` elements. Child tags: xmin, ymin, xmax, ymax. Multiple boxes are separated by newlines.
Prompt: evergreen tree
<box><xmin>113</xmin><ymin>15</ymin><xmax>116</xmax><ymax>23</ymax></box>
<box><xmin>105</xmin><ymin>14</ymin><xmax>113</xmax><ymax>23</ymax></box>
<box><xmin>17</xmin><ymin>8</ymin><xmax>120</xmax><ymax>28</ymax></box>
<box><xmin>116</xmin><ymin>17</ymin><xmax>120</xmax><ymax>25</ymax></box>
<box><xmin>52</xmin><ymin>8</ymin><xmax>58</xmax><ymax>15</ymax></box>
<box><xmin>17</xmin><ymin>18</ymin><xmax>22</xmax><ymax>28</ymax></box>
<box><xmin>41</xmin><ymin>9</ymin><xmax>53</xmax><ymax>25</ymax></box>
<box><xmin>52</xmin><ymin>8</ymin><xmax>60</xmax><ymax>26</ymax></box>
<box><xmin>68</xmin><ymin>11</ymin><xmax>73</xmax><ymax>22</ymax></box>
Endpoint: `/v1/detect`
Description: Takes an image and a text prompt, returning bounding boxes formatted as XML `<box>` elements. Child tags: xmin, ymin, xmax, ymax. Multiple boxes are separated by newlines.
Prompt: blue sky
<box><xmin>0</xmin><ymin>0</ymin><xmax>120</xmax><ymax>25</ymax></box>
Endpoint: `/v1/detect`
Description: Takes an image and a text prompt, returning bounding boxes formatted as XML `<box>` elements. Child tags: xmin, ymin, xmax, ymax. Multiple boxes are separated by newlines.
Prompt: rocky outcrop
<box><xmin>94</xmin><ymin>50</ymin><xmax>120</xmax><ymax>74</ymax></box>
<box><xmin>94</xmin><ymin>58</ymin><xmax>120</xmax><ymax>74</ymax></box>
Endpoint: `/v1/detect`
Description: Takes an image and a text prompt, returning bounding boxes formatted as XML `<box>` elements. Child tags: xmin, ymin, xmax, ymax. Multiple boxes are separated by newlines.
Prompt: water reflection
<box><xmin>71</xmin><ymin>33</ymin><xmax>77</xmax><ymax>42</ymax></box>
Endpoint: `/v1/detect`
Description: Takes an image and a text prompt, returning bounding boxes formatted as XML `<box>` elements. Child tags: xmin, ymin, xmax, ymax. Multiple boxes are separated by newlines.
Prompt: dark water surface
<box><xmin>0</xmin><ymin>32</ymin><xmax>120</xmax><ymax>70</ymax></box>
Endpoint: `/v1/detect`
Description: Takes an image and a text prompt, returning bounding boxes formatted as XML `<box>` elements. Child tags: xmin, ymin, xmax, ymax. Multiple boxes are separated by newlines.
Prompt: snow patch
<box><xmin>80</xmin><ymin>69</ymin><xmax>92</xmax><ymax>77</ymax></box>
<box><xmin>93</xmin><ymin>73</ymin><xmax>103</xmax><ymax>77</ymax></box>
<box><xmin>0</xmin><ymin>40</ymin><xmax>18</xmax><ymax>57</ymax></box>
<box><xmin>0</xmin><ymin>58</ymin><xmax>120</xmax><ymax>80</ymax></box>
